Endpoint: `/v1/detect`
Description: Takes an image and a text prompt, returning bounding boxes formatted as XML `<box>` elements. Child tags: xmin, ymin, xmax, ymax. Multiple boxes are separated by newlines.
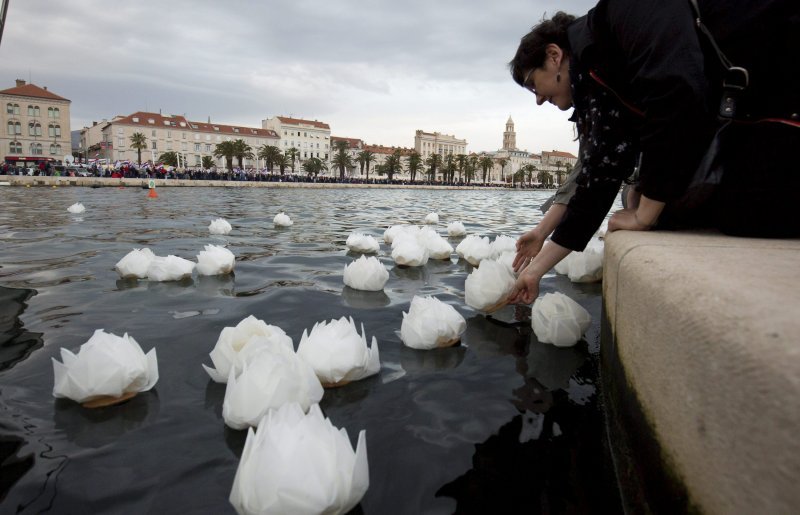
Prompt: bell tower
<box><xmin>503</xmin><ymin>116</ymin><xmax>517</xmax><ymax>150</ymax></box>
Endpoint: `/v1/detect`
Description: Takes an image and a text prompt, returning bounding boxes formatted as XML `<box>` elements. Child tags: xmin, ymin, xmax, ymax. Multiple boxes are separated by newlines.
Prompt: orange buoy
<box><xmin>148</xmin><ymin>188</ymin><xmax>158</xmax><ymax>198</ymax></box>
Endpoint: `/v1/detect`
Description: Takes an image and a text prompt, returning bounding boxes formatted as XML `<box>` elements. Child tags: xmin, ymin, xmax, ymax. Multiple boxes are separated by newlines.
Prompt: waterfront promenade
<box><xmin>0</xmin><ymin>174</ymin><xmax>542</xmax><ymax>191</ymax></box>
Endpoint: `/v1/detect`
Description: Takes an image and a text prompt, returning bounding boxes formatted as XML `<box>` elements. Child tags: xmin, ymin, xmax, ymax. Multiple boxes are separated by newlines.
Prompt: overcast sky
<box><xmin>1</xmin><ymin>0</ymin><xmax>596</xmax><ymax>155</ymax></box>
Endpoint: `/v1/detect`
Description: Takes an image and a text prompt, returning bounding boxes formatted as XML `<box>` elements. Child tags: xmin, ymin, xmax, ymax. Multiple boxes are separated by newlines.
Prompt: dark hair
<box><xmin>509</xmin><ymin>12</ymin><xmax>576</xmax><ymax>86</ymax></box>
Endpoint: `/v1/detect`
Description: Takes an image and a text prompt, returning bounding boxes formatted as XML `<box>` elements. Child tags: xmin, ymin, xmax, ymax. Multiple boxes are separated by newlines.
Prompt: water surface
<box><xmin>0</xmin><ymin>186</ymin><xmax>620</xmax><ymax>513</ymax></box>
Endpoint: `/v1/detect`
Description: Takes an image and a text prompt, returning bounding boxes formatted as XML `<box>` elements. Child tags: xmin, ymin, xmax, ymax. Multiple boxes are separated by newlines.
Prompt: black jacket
<box><xmin>551</xmin><ymin>0</ymin><xmax>798</xmax><ymax>251</ymax></box>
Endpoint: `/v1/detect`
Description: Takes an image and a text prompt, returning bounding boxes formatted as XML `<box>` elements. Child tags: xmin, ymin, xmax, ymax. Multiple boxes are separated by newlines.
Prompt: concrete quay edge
<box><xmin>601</xmin><ymin>229</ymin><xmax>800</xmax><ymax>513</ymax></box>
<box><xmin>0</xmin><ymin>175</ymin><xmax>539</xmax><ymax>191</ymax></box>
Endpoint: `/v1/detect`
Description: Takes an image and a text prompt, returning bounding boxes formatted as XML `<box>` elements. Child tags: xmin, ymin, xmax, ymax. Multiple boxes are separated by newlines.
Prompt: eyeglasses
<box><xmin>523</xmin><ymin>68</ymin><xmax>537</xmax><ymax>94</ymax></box>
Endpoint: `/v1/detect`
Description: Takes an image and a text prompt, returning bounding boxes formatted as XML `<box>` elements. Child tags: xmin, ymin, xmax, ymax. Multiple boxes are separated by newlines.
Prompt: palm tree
<box><xmin>356</xmin><ymin>150</ymin><xmax>377</xmax><ymax>181</ymax></box>
<box><xmin>213</xmin><ymin>141</ymin><xmax>235</xmax><ymax>172</ymax></box>
<box><xmin>201</xmin><ymin>156</ymin><xmax>215</xmax><ymax>169</ymax></box>
<box><xmin>158</xmin><ymin>151</ymin><xmax>179</xmax><ymax>168</ymax></box>
<box><xmin>302</xmin><ymin>157</ymin><xmax>327</xmax><ymax>177</ymax></box>
<box><xmin>258</xmin><ymin>145</ymin><xmax>282</xmax><ymax>174</ymax></box>
<box><xmin>425</xmin><ymin>153</ymin><xmax>443</xmax><ymax>182</ymax></box>
<box><xmin>443</xmin><ymin>153</ymin><xmax>456</xmax><ymax>183</ymax></box>
<box><xmin>537</xmin><ymin>168</ymin><xmax>553</xmax><ymax>187</ymax></box>
<box><xmin>230</xmin><ymin>139</ymin><xmax>253</xmax><ymax>170</ymax></box>
<box><xmin>496</xmin><ymin>157</ymin><xmax>509</xmax><ymax>182</ymax></box>
<box><xmin>286</xmin><ymin>147</ymin><xmax>299</xmax><ymax>174</ymax></box>
<box><xmin>129</xmin><ymin>132</ymin><xmax>147</xmax><ymax>166</ymax></box>
<box><xmin>382</xmin><ymin>150</ymin><xmax>403</xmax><ymax>181</ymax></box>
<box><xmin>479</xmin><ymin>155</ymin><xmax>494</xmax><ymax>184</ymax></box>
<box><xmin>331</xmin><ymin>140</ymin><xmax>354</xmax><ymax>180</ymax></box>
<box><xmin>466</xmin><ymin>155</ymin><xmax>479</xmax><ymax>184</ymax></box>
<box><xmin>455</xmin><ymin>154</ymin><xmax>467</xmax><ymax>183</ymax></box>
<box><xmin>274</xmin><ymin>154</ymin><xmax>290</xmax><ymax>176</ymax></box>
<box><xmin>553</xmin><ymin>160</ymin><xmax>566</xmax><ymax>186</ymax></box>
<box><xmin>406</xmin><ymin>151</ymin><xmax>423</xmax><ymax>182</ymax></box>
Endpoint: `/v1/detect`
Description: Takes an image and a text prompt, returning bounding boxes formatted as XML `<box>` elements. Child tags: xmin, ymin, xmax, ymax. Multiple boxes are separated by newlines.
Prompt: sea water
<box><xmin>0</xmin><ymin>186</ymin><xmax>621</xmax><ymax>513</ymax></box>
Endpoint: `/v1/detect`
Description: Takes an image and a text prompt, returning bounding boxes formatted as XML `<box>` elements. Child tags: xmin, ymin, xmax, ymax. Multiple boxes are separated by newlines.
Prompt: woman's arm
<box><xmin>507</xmin><ymin>240</ymin><xmax>572</xmax><ymax>305</ymax></box>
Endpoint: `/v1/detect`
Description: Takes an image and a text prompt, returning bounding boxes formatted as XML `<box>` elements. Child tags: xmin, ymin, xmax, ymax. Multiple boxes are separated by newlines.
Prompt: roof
<box><xmin>542</xmin><ymin>150</ymin><xmax>577</xmax><ymax>159</ymax></box>
<box><xmin>362</xmin><ymin>144</ymin><xmax>414</xmax><ymax>156</ymax></box>
<box><xmin>275</xmin><ymin>116</ymin><xmax>330</xmax><ymax>129</ymax></box>
<box><xmin>331</xmin><ymin>136</ymin><xmax>363</xmax><ymax>149</ymax></box>
<box><xmin>112</xmin><ymin>111</ymin><xmax>279</xmax><ymax>138</ymax></box>
<box><xmin>0</xmin><ymin>83</ymin><xmax>70</xmax><ymax>102</ymax></box>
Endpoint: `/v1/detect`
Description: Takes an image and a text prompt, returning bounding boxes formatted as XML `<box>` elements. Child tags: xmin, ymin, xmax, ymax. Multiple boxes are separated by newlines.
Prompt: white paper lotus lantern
<box><xmin>447</xmin><ymin>221</ymin><xmax>466</xmax><ymax>237</ymax></box>
<box><xmin>202</xmin><ymin>315</ymin><xmax>294</xmax><ymax>383</ymax></box>
<box><xmin>229</xmin><ymin>403</ymin><xmax>368</xmax><ymax>515</ymax></box>
<box><xmin>383</xmin><ymin>224</ymin><xmax>418</xmax><ymax>245</ymax></box>
<box><xmin>296</xmin><ymin>316</ymin><xmax>380</xmax><ymax>387</ymax></box>
<box><xmin>400</xmin><ymin>295</ymin><xmax>466</xmax><ymax>349</ymax></box>
<box><xmin>222</xmin><ymin>345</ymin><xmax>324</xmax><ymax>430</ymax></box>
<box><xmin>455</xmin><ymin>234</ymin><xmax>492</xmax><ymax>266</ymax></box>
<box><xmin>209</xmin><ymin>218</ymin><xmax>232</xmax><ymax>235</ymax></box>
<box><xmin>115</xmin><ymin>247</ymin><xmax>156</xmax><ymax>279</ymax></box>
<box><xmin>531</xmin><ymin>292</ymin><xmax>592</xmax><ymax>347</ymax></box>
<box><xmin>423</xmin><ymin>212</ymin><xmax>439</xmax><ymax>224</ymax></box>
<box><xmin>465</xmin><ymin>258</ymin><xmax>516</xmax><ymax>312</ymax></box>
<box><xmin>146</xmin><ymin>255</ymin><xmax>195</xmax><ymax>281</ymax></box>
<box><xmin>67</xmin><ymin>202</ymin><xmax>85</xmax><ymax>213</ymax></box>
<box><xmin>346</xmin><ymin>232</ymin><xmax>380</xmax><ymax>254</ymax></box>
<box><xmin>273</xmin><ymin>212</ymin><xmax>293</xmax><ymax>227</ymax></box>
<box><xmin>343</xmin><ymin>255</ymin><xmax>389</xmax><ymax>291</ymax></box>
<box><xmin>554</xmin><ymin>238</ymin><xmax>604</xmax><ymax>283</ymax></box>
<box><xmin>196</xmin><ymin>244</ymin><xmax>235</xmax><ymax>276</ymax></box>
<box><xmin>490</xmin><ymin>234</ymin><xmax>517</xmax><ymax>258</ymax></box>
<box><xmin>391</xmin><ymin>232</ymin><xmax>429</xmax><ymax>267</ymax></box>
<box><xmin>419</xmin><ymin>227</ymin><xmax>454</xmax><ymax>260</ymax></box>
<box><xmin>52</xmin><ymin>329</ymin><xmax>158</xmax><ymax>407</ymax></box>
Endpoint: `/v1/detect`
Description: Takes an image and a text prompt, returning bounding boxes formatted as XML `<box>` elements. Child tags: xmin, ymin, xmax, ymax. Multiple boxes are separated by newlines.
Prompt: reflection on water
<box><xmin>0</xmin><ymin>187</ymin><xmax>621</xmax><ymax>513</ymax></box>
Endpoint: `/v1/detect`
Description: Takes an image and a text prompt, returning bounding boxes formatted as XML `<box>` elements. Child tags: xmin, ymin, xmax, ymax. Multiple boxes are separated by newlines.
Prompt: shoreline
<box><xmin>0</xmin><ymin>174</ymin><xmax>555</xmax><ymax>191</ymax></box>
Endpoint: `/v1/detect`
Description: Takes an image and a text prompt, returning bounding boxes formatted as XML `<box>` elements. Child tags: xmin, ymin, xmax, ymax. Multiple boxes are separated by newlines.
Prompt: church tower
<box><xmin>502</xmin><ymin>116</ymin><xmax>517</xmax><ymax>150</ymax></box>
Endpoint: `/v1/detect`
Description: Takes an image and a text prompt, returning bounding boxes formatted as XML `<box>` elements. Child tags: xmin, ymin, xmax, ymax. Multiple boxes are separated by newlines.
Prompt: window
<box><xmin>7</xmin><ymin>121</ymin><xmax>15</xmax><ymax>135</ymax></box>
<box><xmin>148</xmin><ymin>119</ymin><xmax>155</xmax><ymax>124</ymax></box>
<box><xmin>151</xmin><ymin>130</ymin><xmax>156</xmax><ymax>137</ymax></box>
<box><xmin>195</xmin><ymin>155</ymin><xmax>201</xmax><ymax>165</ymax></box>
<box><xmin>118</xmin><ymin>138</ymin><xmax>125</xmax><ymax>148</ymax></box>
<box><xmin>133</xmin><ymin>117</ymin><xmax>140</xmax><ymax>123</ymax></box>
<box><xmin>6</xmin><ymin>103</ymin><xmax>13</xmax><ymax>114</ymax></box>
<box><xmin>206</xmin><ymin>135</ymin><xmax>211</xmax><ymax>141</ymax></box>
<box><xmin>117</xmin><ymin>128</ymin><xmax>124</xmax><ymax>135</ymax></box>
<box><xmin>181</xmin><ymin>142</ymin><xmax>187</xmax><ymax>151</ymax></box>
<box><xmin>195</xmin><ymin>143</ymin><xmax>200</xmax><ymax>151</ymax></box>
<box><xmin>49</xmin><ymin>107</ymin><xmax>60</xmax><ymax>118</ymax></box>
<box><xmin>50</xmin><ymin>144</ymin><xmax>57</xmax><ymax>154</ymax></box>
<box><xmin>182</xmin><ymin>132</ymin><xmax>186</xmax><ymax>139</ymax></box>
<box><xmin>30</xmin><ymin>122</ymin><xmax>42</xmax><ymax>136</ymax></box>
<box><xmin>166</xmin><ymin>143</ymin><xmax>172</xmax><ymax>151</ymax></box>
<box><xmin>13</xmin><ymin>104</ymin><xmax>19</xmax><ymax>114</ymax></box>
<box><xmin>194</xmin><ymin>134</ymin><xmax>200</xmax><ymax>140</ymax></box>
<box><xmin>152</xmin><ymin>141</ymin><xmax>157</xmax><ymax>150</ymax></box>
<box><xmin>205</xmin><ymin>144</ymin><xmax>211</xmax><ymax>152</ymax></box>
<box><xmin>167</xmin><ymin>130</ymin><xmax>172</xmax><ymax>138</ymax></box>
<box><xmin>30</xmin><ymin>143</ymin><xmax>43</xmax><ymax>155</ymax></box>
<box><xmin>9</xmin><ymin>141</ymin><xmax>22</xmax><ymax>153</ymax></box>
<box><xmin>28</xmin><ymin>105</ymin><xmax>35</xmax><ymax>116</ymax></box>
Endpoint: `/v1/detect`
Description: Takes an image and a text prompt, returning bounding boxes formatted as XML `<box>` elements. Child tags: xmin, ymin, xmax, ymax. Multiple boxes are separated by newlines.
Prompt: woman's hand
<box><xmin>609</xmin><ymin>196</ymin><xmax>665</xmax><ymax>233</ymax></box>
<box><xmin>512</xmin><ymin>229</ymin><xmax>546</xmax><ymax>272</ymax></box>
<box><xmin>507</xmin><ymin>264</ymin><xmax>541</xmax><ymax>305</ymax></box>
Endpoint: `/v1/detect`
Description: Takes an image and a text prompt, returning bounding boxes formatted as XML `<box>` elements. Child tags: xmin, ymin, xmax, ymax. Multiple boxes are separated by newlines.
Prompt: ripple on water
<box><xmin>0</xmin><ymin>186</ymin><xmax>621</xmax><ymax>513</ymax></box>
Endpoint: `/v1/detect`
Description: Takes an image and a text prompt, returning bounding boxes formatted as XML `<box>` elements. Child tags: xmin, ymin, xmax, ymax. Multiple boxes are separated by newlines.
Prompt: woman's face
<box><xmin>523</xmin><ymin>44</ymin><xmax>572</xmax><ymax>110</ymax></box>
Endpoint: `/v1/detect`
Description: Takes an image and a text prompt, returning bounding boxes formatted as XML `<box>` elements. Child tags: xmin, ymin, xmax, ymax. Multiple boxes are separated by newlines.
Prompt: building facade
<box><xmin>329</xmin><ymin>136</ymin><xmax>363</xmax><ymax>176</ymax></box>
<box><xmin>1</xmin><ymin>80</ymin><xmax>71</xmax><ymax>165</ymax></box>
<box><xmin>414</xmin><ymin>130</ymin><xmax>467</xmax><ymax>159</ymax></box>
<box><xmin>262</xmin><ymin>116</ymin><xmax>331</xmax><ymax>161</ymax></box>
<box><xmin>82</xmin><ymin>111</ymin><xmax>279</xmax><ymax>168</ymax></box>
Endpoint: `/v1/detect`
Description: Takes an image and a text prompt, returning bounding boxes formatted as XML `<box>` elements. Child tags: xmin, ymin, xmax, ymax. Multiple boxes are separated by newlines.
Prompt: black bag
<box><xmin>669</xmin><ymin>120</ymin><xmax>730</xmax><ymax>214</ymax></box>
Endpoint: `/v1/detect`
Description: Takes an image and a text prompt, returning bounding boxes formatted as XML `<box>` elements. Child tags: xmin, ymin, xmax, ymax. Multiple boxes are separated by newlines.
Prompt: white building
<box><xmin>82</xmin><ymin>111</ymin><xmax>279</xmax><ymax>167</ymax></box>
<box><xmin>414</xmin><ymin>130</ymin><xmax>466</xmax><ymax>158</ymax></box>
<box><xmin>490</xmin><ymin>116</ymin><xmax>541</xmax><ymax>182</ymax></box>
<box><xmin>262</xmin><ymin>116</ymin><xmax>331</xmax><ymax>161</ymax></box>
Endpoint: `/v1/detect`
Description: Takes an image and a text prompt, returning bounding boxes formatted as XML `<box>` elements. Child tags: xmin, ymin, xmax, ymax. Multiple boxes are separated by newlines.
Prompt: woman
<box><xmin>507</xmin><ymin>0</ymin><xmax>799</xmax><ymax>304</ymax></box>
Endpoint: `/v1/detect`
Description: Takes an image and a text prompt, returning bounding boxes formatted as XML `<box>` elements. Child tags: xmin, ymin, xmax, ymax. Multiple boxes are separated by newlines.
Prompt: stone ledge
<box><xmin>602</xmin><ymin>230</ymin><xmax>800</xmax><ymax>513</ymax></box>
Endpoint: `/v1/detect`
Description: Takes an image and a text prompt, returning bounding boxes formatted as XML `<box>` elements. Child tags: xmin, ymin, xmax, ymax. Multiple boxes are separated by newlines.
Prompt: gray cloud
<box><xmin>1</xmin><ymin>0</ymin><xmax>596</xmax><ymax>153</ymax></box>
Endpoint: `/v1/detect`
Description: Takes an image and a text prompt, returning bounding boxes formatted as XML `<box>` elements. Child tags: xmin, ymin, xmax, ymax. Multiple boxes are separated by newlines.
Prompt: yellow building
<box><xmin>1</xmin><ymin>79</ymin><xmax>71</xmax><ymax>166</ymax></box>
